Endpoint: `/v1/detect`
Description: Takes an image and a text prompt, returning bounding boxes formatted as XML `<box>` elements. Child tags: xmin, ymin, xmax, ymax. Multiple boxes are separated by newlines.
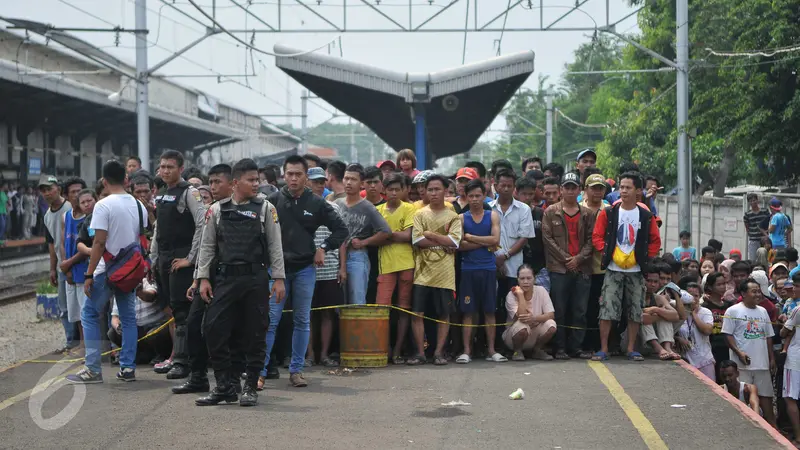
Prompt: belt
<box><xmin>216</xmin><ymin>262</ymin><xmax>266</xmax><ymax>277</ymax></box>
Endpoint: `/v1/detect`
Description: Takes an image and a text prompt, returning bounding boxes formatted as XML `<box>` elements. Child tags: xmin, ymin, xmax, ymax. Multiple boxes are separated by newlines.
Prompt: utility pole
<box><xmin>300</xmin><ymin>89</ymin><xmax>308</xmax><ymax>154</ymax></box>
<box><xmin>349</xmin><ymin>117</ymin><xmax>356</xmax><ymax>162</ymax></box>
<box><xmin>545</xmin><ymin>94</ymin><xmax>553</xmax><ymax>164</ymax></box>
<box><xmin>676</xmin><ymin>0</ymin><xmax>691</xmax><ymax>234</ymax></box>
<box><xmin>135</xmin><ymin>0</ymin><xmax>150</xmax><ymax>171</ymax></box>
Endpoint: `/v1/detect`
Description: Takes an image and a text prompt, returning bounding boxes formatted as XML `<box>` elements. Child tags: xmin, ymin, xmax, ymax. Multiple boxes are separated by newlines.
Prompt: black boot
<box><xmin>195</xmin><ymin>371</ymin><xmax>238</xmax><ymax>406</ymax></box>
<box><xmin>166</xmin><ymin>363</ymin><xmax>190</xmax><ymax>380</ymax></box>
<box><xmin>172</xmin><ymin>372</ymin><xmax>210</xmax><ymax>394</ymax></box>
<box><xmin>265</xmin><ymin>365</ymin><xmax>280</xmax><ymax>380</ymax></box>
<box><xmin>239</xmin><ymin>384</ymin><xmax>258</xmax><ymax>407</ymax></box>
<box><xmin>231</xmin><ymin>373</ymin><xmax>242</xmax><ymax>394</ymax></box>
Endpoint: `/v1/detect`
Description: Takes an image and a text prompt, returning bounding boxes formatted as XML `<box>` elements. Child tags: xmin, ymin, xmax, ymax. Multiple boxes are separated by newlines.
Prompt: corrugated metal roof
<box><xmin>274</xmin><ymin>44</ymin><xmax>534</xmax><ymax>102</ymax></box>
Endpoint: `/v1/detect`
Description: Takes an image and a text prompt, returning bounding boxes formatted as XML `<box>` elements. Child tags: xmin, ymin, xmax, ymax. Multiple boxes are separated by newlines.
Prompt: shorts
<box><xmin>740</xmin><ymin>369</ymin><xmax>773</xmax><ymax>398</ymax></box>
<box><xmin>313</xmin><ymin>279</ymin><xmax>345</xmax><ymax>308</ymax></box>
<box><xmin>459</xmin><ymin>270</ymin><xmax>497</xmax><ymax>314</ymax></box>
<box><xmin>783</xmin><ymin>368</ymin><xmax>800</xmax><ymax>400</ymax></box>
<box><xmin>598</xmin><ymin>270</ymin><xmax>645</xmax><ymax>323</ymax></box>
<box><xmin>377</xmin><ymin>269</ymin><xmax>414</xmax><ymax>308</ymax></box>
<box><xmin>412</xmin><ymin>285</ymin><xmax>454</xmax><ymax>318</ymax></box>
<box><xmin>65</xmin><ymin>282</ymin><xmax>86</xmax><ymax>323</ymax></box>
<box><xmin>502</xmin><ymin>319</ymin><xmax>557</xmax><ymax>350</ymax></box>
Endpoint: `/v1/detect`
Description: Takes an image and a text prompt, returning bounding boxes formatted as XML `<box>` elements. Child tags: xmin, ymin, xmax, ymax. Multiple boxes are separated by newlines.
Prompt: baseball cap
<box><xmin>577</xmin><ymin>148</ymin><xmax>596</xmax><ymax>161</ymax></box>
<box><xmin>307</xmin><ymin>167</ymin><xmax>326</xmax><ymax>180</ymax></box>
<box><xmin>456</xmin><ymin>167</ymin><xmax>478</xmax><ymax>181</ymax></box>
<box><xmin>729</xmin><ymin>248</ymin><xmax>742</xmax><ymax>258</ymax></box>
<box><xmin>770</xmin><ymin>262</ymin><xmax>790</xmax><ymax>278</ymax></box>
<box><xmin>377</xmin><ymin>160</ymin><xmax>396</xmax><ymax>170</ymax></box>
<box><xmin>38</xmin><ymin>174</ymin><xmax>58</xmax><ymax>188</ymax></box>
<box><xmin>412</xmin><ymin>170</ymin><xmax>434</xmax><ymax>185</ymax></box>
<box><xmin>585</xmin><ymin>173</ymin><xmax>605</xmax><ymax>188</ymax></box>
<box><xmin>750</xmin><ymin>270</ymin><xmax>775</xmax><ymax>299</ymax></box>
<box><xmin>770</xmin><ymin>197</ymin><xmax>783</xmax><ymax>211</ymax></box>
<box><xmin>561</xmin><ymin>172</ymin><xmax>581</xmax><ymax>187</ymax></box>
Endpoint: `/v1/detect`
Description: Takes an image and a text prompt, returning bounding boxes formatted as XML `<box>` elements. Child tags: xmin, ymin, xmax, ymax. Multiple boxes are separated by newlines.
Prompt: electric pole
<box><xmin>545</xmin><ymin>94</ymin><xmax>553</xmax><ymax>164</ymax></box>
<box><xmin>676</xmin><ymin>0</ymin><xmax>691</xmax><ymax>234</ymax></box>
<box><xmin>135</xmin><ymin>0</ymin><xmax>150</xmax><ymax>171</ymax></box>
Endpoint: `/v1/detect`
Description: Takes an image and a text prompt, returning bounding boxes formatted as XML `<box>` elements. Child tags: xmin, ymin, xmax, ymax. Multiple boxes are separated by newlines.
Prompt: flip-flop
<box><xmin>433</xmin><ymin>354</ymin><xmax>448</xmax><ymax>366</ymax></box>
<box><xmin>485</xmin><ymin>352</ymin><xmax>508</xmax><ymax>362</ymax></box>
<box><xmin>628</xmin><ymin>351</ymin><xmax>644</xmax><ymax>362</ymax></box>
<box><xmin>456</xmin><ymin>354</ymin><xmax>471</xmax><ymax>364</ymax></box>
<box><xmin>592</xmin><ymin>351</ymin><xmax>610</xmax><ymax>361</ymax></box>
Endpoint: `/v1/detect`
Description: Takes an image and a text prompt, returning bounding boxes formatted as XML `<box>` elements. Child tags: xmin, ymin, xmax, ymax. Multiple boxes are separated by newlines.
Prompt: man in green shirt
<box><xmin>0</xmin><ymin>182</ymin><xmax>9</xmax><ymax>241</ymax></box>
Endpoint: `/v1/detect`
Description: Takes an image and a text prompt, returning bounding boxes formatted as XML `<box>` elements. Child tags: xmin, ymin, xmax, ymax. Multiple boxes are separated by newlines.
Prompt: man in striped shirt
<box><xmin>108</xmin><ymin>278</ymin><xmax>171</xmax><ymax>364</ymax></box>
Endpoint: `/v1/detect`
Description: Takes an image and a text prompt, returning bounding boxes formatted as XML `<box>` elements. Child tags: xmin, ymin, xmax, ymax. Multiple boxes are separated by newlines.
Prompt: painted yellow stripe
<box><xmin>589</xmin><ymin>361</ymin><xmax>669</xmax><ymax>450</ymax></box>
<box><xmin>0</xmin><ymin>375</ymin><xmax>65</xmax><ymax>413</ymax></box>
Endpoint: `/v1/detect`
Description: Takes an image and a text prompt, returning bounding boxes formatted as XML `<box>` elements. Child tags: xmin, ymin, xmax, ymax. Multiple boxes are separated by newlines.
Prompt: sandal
<box><xmin>627</xmin><ymin>351</ymin><xmax>644</xmax><ymax>362</ymax></box>
<box><xmin>433</xmin><ymin>354</ymin><xmax>448</xmax><ymax>366</ymax></box>
<box><xmin>392</xmin><ymin>355</ymin><xmax>406</xmax><ymax>365</ymax></box>
<box><xmin>577</xmin><ymin>351</ymin><xmax>593</xmax><ymax>360</ymax></box>
<box><xmin>257</xmin><ymin>375</ymin><xmax>265</xmax><ymax>391</ymax></box>
<box><xmin>591</xmin><ymin>351</ymin><xmax>610</xmax><ymax>361</ymax></box>
<box><xmin>485</xmin><ymin>352</ymin><xmax>508</xmax><ymax>362</ymax></box>
<box><xmin>512</xmin><ymin>351</ymin><xmax>526</xmax><ymax>362</ymax></box>
<box><xmin>533</xmin><ymin>349</ymin><xmax>554</xmax><ymax>361</ymax></box>
<box><xmin>406</xmin><ymin>355</ymin><xmax>426</xmax><ymax>366</ymax></box>
<box><xmin>456</xmin><ymin>354</ymin><xmax>471</xmax><ymax>364</ymax></box>
<box><xmin>554</xmin><ymin>350</ymin><xmax>571</xmax><ymax>360</ymax></box>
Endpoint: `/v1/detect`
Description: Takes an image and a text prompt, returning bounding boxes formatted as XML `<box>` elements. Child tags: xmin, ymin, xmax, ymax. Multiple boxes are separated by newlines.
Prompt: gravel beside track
<box><xmin>0</xmin><ymin>296</ymin><xmax>63</xmax><ymax>369</ymax></box>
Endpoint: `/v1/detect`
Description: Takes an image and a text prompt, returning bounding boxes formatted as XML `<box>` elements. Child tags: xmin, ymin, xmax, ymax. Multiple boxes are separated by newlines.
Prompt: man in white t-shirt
<box><xmin>722</xmin><ymin>278</ymin><xmax>777</xmax><ymax>428</ymax></box>
<box><xmin>67</xmin><ymin>160</ymin><xmax>148</xmax><ymax>385</ymax></box>
<box><xmin>781</xmin><ymin>304</ymin><xmax>800</xmax><ymax>445</ymax></box>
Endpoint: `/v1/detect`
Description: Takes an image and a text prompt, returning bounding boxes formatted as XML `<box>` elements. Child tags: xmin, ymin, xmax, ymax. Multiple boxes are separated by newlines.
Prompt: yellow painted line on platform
<box><xmin>0</xmin><ymin>366</ymin><xmax>72</xmax><ymax>413</ymax></box>
<box><xmin>589</xmin><ymin>361</ymin><xmax>668</xmax><ymax>450</ymax></box>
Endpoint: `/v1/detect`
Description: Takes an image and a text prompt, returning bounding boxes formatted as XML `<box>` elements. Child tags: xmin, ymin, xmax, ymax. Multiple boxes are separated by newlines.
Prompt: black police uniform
<box><xmin>155</xmin><ymin>181</ymin><xmax>198</xmax><ymax>379</ymax></box>
<box><xmin>196</xmin><ymin>197</ymin><xmax>271</xmax><ymax>406</ymax></box>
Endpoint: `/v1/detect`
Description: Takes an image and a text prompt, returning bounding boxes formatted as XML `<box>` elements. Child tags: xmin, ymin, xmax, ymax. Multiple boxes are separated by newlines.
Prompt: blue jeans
<box><xmin>0</xmin><ymin>213</ymin><xmax>7</xmax><ymax>240</ymax></box>
<box><xmin>57</xmin><ymin>272</ymin><xmax>77</xmax><ymax>348</ymax></box>
<box><xmin>346</xmin><ymin>250</ymin><xmax>370</xmax><ymax>305</ymax></box>
<box><xmin>81</xmin><ymin>272</ymin><xmax>137</xmax><ymax>373</ymax></box>
<box><xmin>535</xmin><ymin>268</ymin><xmax>551</xmax><ymax>292</ymax></box>
<box><xmin>261</xmin><ymin>265</ymin><xmax>316</xmax><ymax>375</ymax></box>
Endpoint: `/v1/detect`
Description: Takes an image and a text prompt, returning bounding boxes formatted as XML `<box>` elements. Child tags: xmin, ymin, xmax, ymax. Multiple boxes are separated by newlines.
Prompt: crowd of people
<box><xmin>28</xmin><ymin>147</ymin><xmax>800</xmax><ymax>440</ymax></box>
<box><xmin>0</xmin><ymin>180</ymin><xmax>48</xmax><ymax>241</ymax></box>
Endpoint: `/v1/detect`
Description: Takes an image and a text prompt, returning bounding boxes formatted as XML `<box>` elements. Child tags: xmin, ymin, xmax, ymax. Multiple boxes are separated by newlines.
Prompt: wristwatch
<box><xmin>320</xmin><ymin>242</ymin><xmax>329</xmax><ymax>251</ymax></box>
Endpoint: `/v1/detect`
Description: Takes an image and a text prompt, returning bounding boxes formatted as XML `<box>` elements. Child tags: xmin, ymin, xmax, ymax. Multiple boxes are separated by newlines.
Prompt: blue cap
<box><xmin>307</xmin><ymin>167</ymin><xmax>326</xmax><ymax>180</ymax></box>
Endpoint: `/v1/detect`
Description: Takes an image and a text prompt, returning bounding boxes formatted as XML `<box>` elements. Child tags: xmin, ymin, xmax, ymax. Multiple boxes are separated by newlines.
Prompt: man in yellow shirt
<box><xmin>409</xmin><ymin>174</ymin><xmax>463</xmax><ymax>366</ymax></box>
<box><xmin>376</xmin><ymin>173</ymin><xmax>417</xmax><ymax>364</ymax></box>
<box><xmin>411</xmin><ymin>170</ymin><xmax>455</xmax><ymax>212</ymax></box>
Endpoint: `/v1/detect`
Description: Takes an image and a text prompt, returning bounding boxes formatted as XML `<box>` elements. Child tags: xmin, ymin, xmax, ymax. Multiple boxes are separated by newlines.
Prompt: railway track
<box><xmin>0</xmin><ymin>273</ymin><xmax>46</xmax><ymax>306</ymax></box>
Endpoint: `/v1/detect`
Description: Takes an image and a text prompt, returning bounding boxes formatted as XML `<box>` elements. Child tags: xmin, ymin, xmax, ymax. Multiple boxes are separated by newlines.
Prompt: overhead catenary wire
<box><xmin>704</xmin><ymin>44</ymin><xmax>800</xmax><ymax>58</ymax></box>
<box><xmin>182</xmin><ymin>0</ymin><xmax>341</xmax><ymax>57</ymax></box>
<box><xmin>555</xmin><ymin>109</ymin><xmax>609</xmax><ymax>128</ymax></box>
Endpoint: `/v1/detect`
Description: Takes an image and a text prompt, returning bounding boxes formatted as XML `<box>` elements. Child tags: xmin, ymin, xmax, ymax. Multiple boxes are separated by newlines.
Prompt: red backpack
<box><xmin>102</xmin><ymin>198</ymin><xmax>150</xmax><ymax>292</ymax></box>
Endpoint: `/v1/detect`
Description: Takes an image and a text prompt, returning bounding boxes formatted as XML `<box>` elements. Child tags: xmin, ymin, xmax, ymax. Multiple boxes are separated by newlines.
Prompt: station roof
<box><xmin>0</xmin><ymin>60</ymin><xmax>243</xmax><ymax>151</ymax></box>
<box><xmin>275</xmin><ymin>45</ymin><xmax>535</xmax><ymax>159</ymax></box>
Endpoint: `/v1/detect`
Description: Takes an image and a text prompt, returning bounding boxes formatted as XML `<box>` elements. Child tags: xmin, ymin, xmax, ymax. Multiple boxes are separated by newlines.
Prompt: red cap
<box><xmin>377</xmin><ymin>160</ymin><xmax>396</xmax><ymax>169</ymax></box>
<box><xmin>456</xmin><ymin>167</ymin><xmax>479</xmax><ymax>180</ymax></box>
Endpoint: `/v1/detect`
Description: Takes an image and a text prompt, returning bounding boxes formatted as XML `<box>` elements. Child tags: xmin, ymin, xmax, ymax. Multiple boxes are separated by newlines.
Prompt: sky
<box><xmin>4</xmin><ymin>0</ymin><xmax>639</xmax><ymax>145</ymax></box>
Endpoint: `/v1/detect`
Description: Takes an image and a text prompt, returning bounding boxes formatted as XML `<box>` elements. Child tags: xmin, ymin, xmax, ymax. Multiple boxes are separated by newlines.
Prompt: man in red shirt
<box><xmin>542</xmin><ymin>172</ymin><xmax>596</xmax><ymax>360</ymax></box>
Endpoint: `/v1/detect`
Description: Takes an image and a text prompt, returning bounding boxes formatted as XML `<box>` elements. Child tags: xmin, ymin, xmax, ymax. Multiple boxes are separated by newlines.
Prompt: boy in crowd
<box><xmin>60</xmin><ymin>177</ymin><xmax>89</xmax><ymax>350</ymax></box>
<box><xmin>541</xmin><ymin>177</ymin><xmax>560</xmax><ymax>209</ymax></box>
<box><xmin>456</xmin><ymin>180</ymin><xmax>501</xmax><ymax>364</ymax></box>
<box><xmin>744</xmin><ymin>193</ymin><xmax>770</xmax><ymax>260</ymax></box>
<box><xmin>768</xmin><ymin>198</ymin><xmax>793</xmax><ymax>250</ymax></box>
<box><xmin>40</xmin><ymin>174</ymin><xmax>76</xmax><ymax>354</ymax></box>
<box><xmin>782</xmin><ymin>296</ymin><xmax>800</xmax><ymax>446</ymax></box>
<box><xmin>542</xmin><ymin>172</ymin><xmax>595</xmax><ymax>360</ymax></box>
<box><xmin>376</xmin><ymin>174</ymin><xmax>417</xmax><ymax>364</ymax></box>
<box><xmin>722</xmin><ymin>278</ymin><xmax>777</xmax><ymax>427</ymax></box>
<box><xmin>635</xmin><ymin>265</ymin><xmax>682</xmax><ymax>360</ymax></box>
<box><xmin>592</xmin><ymin>172</ymin><xmax>661</xmax><ymax>362</ymax></box>
<box><xmin>335</xmin><ymin>163</ymin><xmax>391</xmax><ymax>305</ymax></box>
<box><xmin>580</xmin><ymin>173</ymin><xmax>610</xmax><ymax>354</ymax></box>
<box><xmin>409</xmin><ymin>174</ymin><xmax>463</xmax><ymax>366</ymax></box>
<box><xmin>720</xmin><ymin>360</ymin><xmax>761</xmax><ymax>413</ymax></box>
<box><xmin>672</xmin><ymin>231</ymin><xmax>697</xmax><ymax>261</ymax></box>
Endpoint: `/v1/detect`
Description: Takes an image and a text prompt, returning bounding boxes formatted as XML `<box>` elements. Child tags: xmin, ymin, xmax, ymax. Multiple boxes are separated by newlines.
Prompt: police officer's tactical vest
<box><xmin>155</xmin><ymin>180</ymin><xmax>195</xmax><ymax>255</ymax></box>
<box><xmin>217</xmin><ymin>197</ymin><xmax>267</xmax><ymax>266</ymax></box>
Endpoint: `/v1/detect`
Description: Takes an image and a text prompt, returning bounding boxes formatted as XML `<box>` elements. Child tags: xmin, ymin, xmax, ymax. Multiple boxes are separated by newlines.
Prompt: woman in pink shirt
<box><xmin>502</xmin><ymin>264</ymin><xmax>557</xmax><ymax>361</ymax></box>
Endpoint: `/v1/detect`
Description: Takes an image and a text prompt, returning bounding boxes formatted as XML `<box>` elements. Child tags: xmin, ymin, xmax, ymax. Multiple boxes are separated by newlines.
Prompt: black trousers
<box><xmin>107</xmin><ymin>320</ymin><xmax>172</xmax><ymax>364</ymax></box>
<box><xmin>186</xmin><ymin>292</ymin><xmax>246</xmax><ymax>376</ymax></box>
<box><xmin>156</xmin><ymin>257</ymin><xmax>194</xmax><ymax>366</ymax></box>
<box><xmin>204</xmin><ymin>272</ymin><xmax>270</xmax><ymax>382</ymax></box>
<box><xmin>582</xmin><ymin>273</ymin><xmax>605</xmax><ymax>352</ymax></box>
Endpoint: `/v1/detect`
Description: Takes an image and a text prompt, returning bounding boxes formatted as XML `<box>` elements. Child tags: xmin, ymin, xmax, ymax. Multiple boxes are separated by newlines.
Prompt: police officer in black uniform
<box><xmin>173</xmin><ymin>163</ymin><xmax>249</xmax><ymax>395</ymax></box>
<box><xmin>194</xmin><ymin>158</ymin><xmax>286</xmax><ymax>407</ymax></box>
<box><xmin>152</xmin><ymin>150</ymin><xmax>207</xmax><ymax>380</ymax></box>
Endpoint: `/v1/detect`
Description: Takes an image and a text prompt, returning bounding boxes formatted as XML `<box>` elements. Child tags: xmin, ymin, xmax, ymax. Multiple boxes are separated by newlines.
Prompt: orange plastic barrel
<box><xmin>339</xmin><ymin>306</ymin><xmax>389</xmax><ymax>368</ymax></box>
